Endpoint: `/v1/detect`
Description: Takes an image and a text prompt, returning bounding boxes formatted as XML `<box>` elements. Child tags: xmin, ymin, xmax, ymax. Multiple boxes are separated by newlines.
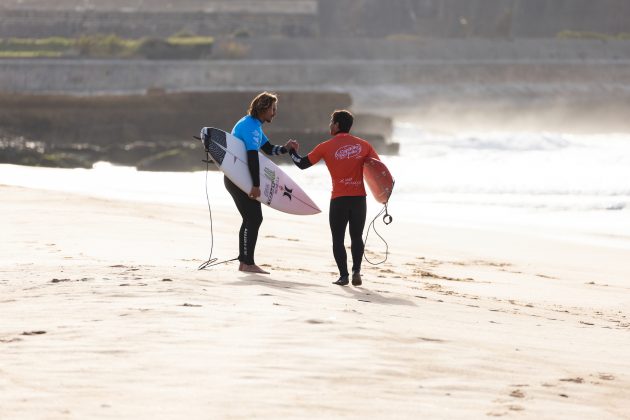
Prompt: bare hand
<box><xmin>249</xmin><ymin>187</ymin><xmax>261</xmax><ymax>199</ymax></box>
<box><xmin>285</xmin><ymin>139</ymin><xmax>299</xmax><ymax>152</ymax></box>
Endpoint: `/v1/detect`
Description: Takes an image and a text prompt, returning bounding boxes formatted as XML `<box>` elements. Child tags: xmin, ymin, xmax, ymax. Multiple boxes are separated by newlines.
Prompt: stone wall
<box><xmin>0</xmin><ymin>9</ymin><xmax>318</xmax><ymax>38</ymax></box>
<box><xmin>236</xmin><ymin>38</ymin><xmax>630</xmax><ymax>61</ymax></box>
<box><xmin>2</xmin><ymin>58</ymin><xmax>629</xmax><ymax>95</ymax></box>
<box><xmin>511</xmin><ymin>0</ymin><xmax>630</xmax><ymax>38</ymax></box>
<box><xmin>0</xmin><ymin>0</ymin><xmax>318</xmax><ymax>13</ymax></box>
<box><xmin>1</xmin><ymin>0</ymin><xmax>629</xmax><ymax>39</ymax></box>
<box><xmin>319</xmin><ymin>0</ymin><xmax>630</xmax><ymax>38</ymax></box>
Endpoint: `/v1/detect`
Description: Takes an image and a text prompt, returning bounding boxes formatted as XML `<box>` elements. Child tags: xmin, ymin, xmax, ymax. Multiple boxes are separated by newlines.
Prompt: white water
<box><xmin>2</xmin><ymin>122</ymin><xmax>630</xmax><ymax>249</ymax></box>
<box><xmin>387</xmin><ymin>124</ymin><xmax>630</xmax><ymax>249</ymax></box>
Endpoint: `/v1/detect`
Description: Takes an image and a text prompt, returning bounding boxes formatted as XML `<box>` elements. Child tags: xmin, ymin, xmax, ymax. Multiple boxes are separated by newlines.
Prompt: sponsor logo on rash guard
<box><xmin>335</xmin><ymin>144</ymin><xmax>362</xmax><ymax>160</ymax></box>
<box><xmin>339</xmin><ymin>177</ymin><xmax>362</xmax><ymax>187</ymax></box>
<box><xmin>251</xmin><ymin>130</ymin><xmax>261</xmax><ymax>147</ymax></box>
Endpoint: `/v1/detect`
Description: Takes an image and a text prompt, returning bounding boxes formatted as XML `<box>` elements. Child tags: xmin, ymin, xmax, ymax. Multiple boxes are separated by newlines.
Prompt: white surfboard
<box><xmin>200</xmin><ymin>127</ymin><xmax>321</xmax><ymax>215</ymax></box>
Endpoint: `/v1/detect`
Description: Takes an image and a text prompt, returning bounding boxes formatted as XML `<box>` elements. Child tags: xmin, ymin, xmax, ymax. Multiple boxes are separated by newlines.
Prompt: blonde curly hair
<box><xmin>248</xmin><ymin>91</ymin><xmax>278</xmax><ymax>119</ymax></box>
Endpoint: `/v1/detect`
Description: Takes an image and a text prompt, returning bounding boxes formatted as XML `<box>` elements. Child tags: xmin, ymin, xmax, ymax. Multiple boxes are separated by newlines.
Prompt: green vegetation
<box><xmin>557</xmin><ymin>31</ymin><xmax>630</xmax><ymax>41</ymax></box>
<box><xmin>0</xmin><ymin>51</ymin><xmax>64</xmax><ymax>58</ymax></box>
<box><xmin>0</xmin><ymin>34</ymin><xmax>214</xmax><ymax>59</ymax></box>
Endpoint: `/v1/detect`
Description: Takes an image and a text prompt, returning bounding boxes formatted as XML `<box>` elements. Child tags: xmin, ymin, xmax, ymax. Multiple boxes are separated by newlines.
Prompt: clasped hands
<box><xmin>285</xmin><ymin>139</ymin><xmax>299</xmax><ymax>152</ymax></box>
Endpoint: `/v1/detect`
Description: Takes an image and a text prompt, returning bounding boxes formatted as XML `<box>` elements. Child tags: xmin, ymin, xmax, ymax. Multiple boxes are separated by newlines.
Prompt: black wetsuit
<box><xmin>225</xmin><ymin>138</ymin><xmax>287</xmax><ymax>265</ymax></box>
<box><xmin>224</xmin><ymin>175</ymin><xmax>262</xmax><ymax>265</ymax></box>
<box><xmin>329</xmin><ymin>195</ymin><xmax>367</xmax><ymax>277</ymax></box>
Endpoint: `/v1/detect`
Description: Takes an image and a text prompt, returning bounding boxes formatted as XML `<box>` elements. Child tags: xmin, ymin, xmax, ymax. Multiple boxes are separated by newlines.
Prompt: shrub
<box><xmin>75</xmin><ymin>34</ymin><xmax>136</xmax><ymax>57</ymax></box>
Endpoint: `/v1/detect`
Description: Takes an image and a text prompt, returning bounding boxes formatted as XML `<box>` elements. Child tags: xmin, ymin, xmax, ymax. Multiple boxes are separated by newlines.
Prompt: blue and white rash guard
<box><xmin>228</xmin><ymin>115</ymin><xmax>287</xmax><ymax>187</ymax></box>
<box><xmin>231</xmin><ymin>115</ymin><xmax>268</xmax><ymax>151</ymax></box>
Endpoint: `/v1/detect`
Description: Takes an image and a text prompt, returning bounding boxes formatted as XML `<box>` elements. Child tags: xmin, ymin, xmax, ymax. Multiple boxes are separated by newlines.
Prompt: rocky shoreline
<box><xmin>0</xmin><ymin>90</ymin><xmax>397</xmax><ymax>171</ymax></box>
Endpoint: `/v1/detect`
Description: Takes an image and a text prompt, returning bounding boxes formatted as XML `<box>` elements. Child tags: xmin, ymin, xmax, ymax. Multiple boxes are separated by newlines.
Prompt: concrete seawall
<box><xmin>2</xmin><ymin>58</ymin><xmax>630</xmax><ymax>95</ymax></box>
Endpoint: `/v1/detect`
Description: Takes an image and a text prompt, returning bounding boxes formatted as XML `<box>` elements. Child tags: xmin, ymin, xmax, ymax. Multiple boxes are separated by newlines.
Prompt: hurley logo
<box><xmin>283</xmin><ymin>186</ymin><xmax>293</xmax><ymax>200</ymax></box>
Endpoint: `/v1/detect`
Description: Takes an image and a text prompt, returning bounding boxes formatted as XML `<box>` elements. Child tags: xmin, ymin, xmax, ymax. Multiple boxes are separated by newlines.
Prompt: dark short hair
<box><xmin>248</xmin><ymin>91</ymin><xmax>278</xmax><ymax>119</ymax></box>
<box><xmin>332</xmin><ymin>109</ymin><xmax>353</xmax><ymax>133</ymax></box>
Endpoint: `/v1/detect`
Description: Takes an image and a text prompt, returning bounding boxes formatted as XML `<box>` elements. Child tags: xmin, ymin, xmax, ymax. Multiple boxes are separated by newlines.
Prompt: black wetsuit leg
<box><xmin>348</xmin><ymin>197</ymin><xmax>367</xmax><ymax>273</ymax></box>
<box><xmin>329</xmin><ymin>196</ymin><xmax>367</xmax><ymax>276</ymax></box>
<box><xmin>224</xmin><ymin>176</ymin><xmax>263</xmax><ymax>265</ymax></box>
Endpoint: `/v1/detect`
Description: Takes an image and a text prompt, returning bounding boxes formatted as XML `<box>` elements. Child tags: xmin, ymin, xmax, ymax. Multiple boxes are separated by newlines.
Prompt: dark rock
<box><xmin>0</xmin><ymin>91</ymin><xmax>398</xmax><ymax>171</ymax></box>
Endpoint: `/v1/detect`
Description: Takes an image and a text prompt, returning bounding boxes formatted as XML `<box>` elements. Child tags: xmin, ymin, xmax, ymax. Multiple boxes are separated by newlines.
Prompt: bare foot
<box><xmin>239</xmin><ymin>263</ymin><xmax>270</xmax><ymax>274</ymax></box>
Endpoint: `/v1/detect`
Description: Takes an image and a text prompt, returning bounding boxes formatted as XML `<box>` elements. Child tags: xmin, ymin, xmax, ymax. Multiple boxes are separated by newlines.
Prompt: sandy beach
<box><xmin>1</xmin><ymin>184</ymin><xmax>629</xmax><ymax>419</ymax></box>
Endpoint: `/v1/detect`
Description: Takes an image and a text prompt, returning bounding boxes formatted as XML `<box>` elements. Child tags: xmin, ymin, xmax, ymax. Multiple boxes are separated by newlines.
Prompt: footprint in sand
<box><xmin>22</xmin><ymin>330</ymin><xmax>46</xmax><ymax>336</ymax></box>
<box><xmin>473</xmin><ymin>260</ymin><xmax>511</xmax><ymax>268</ymax></box>
<box><xmin>484</xmin><ymin>389</ymin><xmax>528</xmax><ymax>416</ymax></box>
<box><xmin>0</xmin><ymin>337</ymin><xmax>23</xmax><ymax>343</ymax></box>
<box><xmin>560</xmin><ymin>377</ymin><xmax>584</xmax><ymax>384</ymax></box>
<box><xmin>264</xmin><ymin>235</ymin><xmax>299</xmax><ymax>242</ymax></box>
<box><xmin>418</xmin><ymin>337</ymin><xmax>445</xmax><ymax>343</ymax></box>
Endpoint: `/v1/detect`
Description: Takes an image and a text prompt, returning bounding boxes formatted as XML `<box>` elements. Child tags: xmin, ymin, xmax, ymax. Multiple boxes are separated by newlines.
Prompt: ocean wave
<box><xmin>437</xmin><ymin>134</ymin><xmax>571</xmax><ymax>152</ymax></box>
<box><xmin>398</xmin><ymin>184</ymin><xmax>630</xmax><ymax>196</ymax></box>
<box><xmin>394</xmin><ymin>126</ymin><xmax>576</xmax><ymax>152</ymax></box>
<box><xmin>394</xmin><ymin>193</ymin><xmax>629</xmax><ymax>212</ymax></box>
<box><xmin>606</xmin><ymin>202</ymin><xmax>626</xmax><ymax>211</ymax></box>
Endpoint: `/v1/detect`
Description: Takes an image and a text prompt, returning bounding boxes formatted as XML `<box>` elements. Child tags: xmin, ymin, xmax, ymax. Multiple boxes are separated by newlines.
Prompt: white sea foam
<box><xmin>390</xmin><ymin>124</ymin><xmax>630</xmax><ymax>205</ymax></box>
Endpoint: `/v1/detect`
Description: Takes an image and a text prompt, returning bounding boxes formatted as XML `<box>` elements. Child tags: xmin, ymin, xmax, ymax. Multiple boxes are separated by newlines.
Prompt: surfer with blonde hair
<box><xmin>227</xmin><ymin>91</ymin><xmax>297</xmax><ymax>274</ymax></box>
<box><xmin>287</xmin><ymin>110</ymin><xmax>380</xmax><ymax>286</ymax></box>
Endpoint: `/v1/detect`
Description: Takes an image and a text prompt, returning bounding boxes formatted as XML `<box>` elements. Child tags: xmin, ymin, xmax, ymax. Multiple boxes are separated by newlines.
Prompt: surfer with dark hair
<box><xmin>287</xmin><ymin>109</ymin><xmax>380</xmax><ymax>286</ymax></box>
<box><xmin>227</xmin><ymin>91</ymin><xmax>297</xmax><ymax>274</ymax></box>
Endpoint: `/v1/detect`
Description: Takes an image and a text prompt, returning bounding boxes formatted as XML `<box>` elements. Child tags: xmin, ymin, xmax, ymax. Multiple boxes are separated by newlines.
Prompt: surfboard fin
<box><xmin>193</xmin><ymin>135</ymin><xmax>214</xmax><ymax>163</ymax></box>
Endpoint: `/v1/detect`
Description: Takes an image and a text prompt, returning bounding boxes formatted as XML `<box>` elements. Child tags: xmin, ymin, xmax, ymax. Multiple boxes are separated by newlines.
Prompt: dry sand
<box><xmin>1</xmin><ymin>184</ymin><xmax>629</xmax><ymax>419</ymax></box>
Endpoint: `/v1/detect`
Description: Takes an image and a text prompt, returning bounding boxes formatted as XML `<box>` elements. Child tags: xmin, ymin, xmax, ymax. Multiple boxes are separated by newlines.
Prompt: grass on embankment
<box><xmin>0</xmin><ymin>34</ymin><xmax>214</xmax><ymax>59</ymax></box>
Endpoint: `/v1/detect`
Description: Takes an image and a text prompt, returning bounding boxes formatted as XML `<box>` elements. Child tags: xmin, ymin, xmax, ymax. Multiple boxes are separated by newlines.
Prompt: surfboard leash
<box><xmin>363</xmin><ymin>199</ymin><xmax>393</xmax><ymax>266</ymax></box>
<box><xmin>195</xmin><ymin>136</ymin><xmax>238</xmax><ymax>271</ymax></box>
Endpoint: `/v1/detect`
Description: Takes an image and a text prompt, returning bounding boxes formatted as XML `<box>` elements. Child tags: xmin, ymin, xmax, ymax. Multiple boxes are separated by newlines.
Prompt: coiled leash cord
<box><xmin>363</xmin><ymin>200</ymin><xmax>393</xmax><ymax>266</ymax></box>
<box><xmin>196</xmin><ymin>143</ymin><xmax>238</xmax><ymax>271</ymax></box>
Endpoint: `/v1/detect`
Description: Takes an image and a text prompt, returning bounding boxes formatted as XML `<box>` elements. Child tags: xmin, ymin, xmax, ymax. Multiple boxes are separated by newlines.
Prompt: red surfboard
<box><xmin>363</xmin><ymin>157</ymin><xmax>394</xmax><ymax>204</ymax></box>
